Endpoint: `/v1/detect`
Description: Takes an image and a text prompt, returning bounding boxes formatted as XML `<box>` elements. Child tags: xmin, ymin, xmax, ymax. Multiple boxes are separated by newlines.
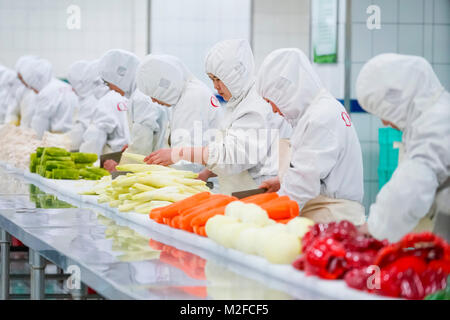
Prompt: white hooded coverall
<box><xmin>127</xmin><ymin>89</ymin><xmax>169</xmax><ymax>156</ymax></box>
<box><xmin>136</xmin><ymin>54</ymin><xmax>222</xmax><ymax>149</ymax></box>
<box><xmin>19</xmin><ymin>58</ymin><xmax>54</xmax><ymax>130</ymax></box>
<box><xmin>257</xmin><ymin>48</ymin><xmax>365</xmax><ymax>225</ymax></box>
<box><xmin>204</xmin><ymin>39</ymin><xmax>288</xmax><ymax>189</ymax></box>
<box><xmin>0</xmin><ymin>68</ymin><xmax>18</xmax><ymax>124</ymax></box>
<box><xmin>67</xmin><ymin>60</ymin><xmax>108</xmax><ymax>151</ymax></box>
<box><xmin>79</xmin><ymin>49</ymin><xmax>139</xmax><ymax>156</ymax></box>
<box><xmin>356</xmin><ymin>53</ymin><xmax>450</xmax><ymax>242</ymax></box>
<box><xmin>4</xmin><ymin>55</ymin><xmax>39</xmax><ymax>126</ymax></box>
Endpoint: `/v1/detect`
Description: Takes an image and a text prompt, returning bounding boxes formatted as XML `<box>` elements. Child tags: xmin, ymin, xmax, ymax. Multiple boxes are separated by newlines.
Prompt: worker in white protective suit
<box><xmin>4</xmin><ymin>55</ymin><xmax>40</xmax><ymax>126</ymax></box>
<box><xmin>0</xmin><ymin>68</ymin><xmax>18</xmax><ymax>124</ymax></box>
<box><xmin>256</xmin><ymin>48</ymin><xmax>365</xmax><ymax>225</ymax></box>
<box><xmin>125</xmin><ymin>88</ymin><xmax>169</xmax><ymax>155</ymax></box>
<box><xmin>136</xmin><ymin>54</ymin><xmax>223</xmax><ymax>173</ymax></box>
<box><xmin>29</xmin><ymin>60</ymin><xmax>78</xmax><ymax>139</ymax></box>
<box><xmin>79</xmin><ymin>49</ymin><xmax>139</xmax><ymax>158</ymax></box>
<box><xmin>356</xmin><ymin>53</ymin><xmax>450</xmax><ymax>242</ymax></box>
<box><xmin>66</xmin><ymin>60</ymin><xmax>109</xmax><ymax>151</ymax></box>
<box><xmin>19</xmin><ymin>58</ymin><xmax>55</xmax><ymax>130</ymax></box>
<box><xmin>143</xmin><ymin>39</ymin><xmax>284</xmax><ymax>194</ymax></box>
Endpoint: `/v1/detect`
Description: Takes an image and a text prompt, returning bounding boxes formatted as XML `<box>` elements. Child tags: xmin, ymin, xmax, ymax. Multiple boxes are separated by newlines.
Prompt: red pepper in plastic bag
<box><xmin>294</xmin><ymin>221</ymin><xmax>387</xmax><ymax>279</ymax></box>
<box><xmin>303</xmin><ymin>237</ymin><xmax>347</xmax><ymax>279</ymax></box>
<box><xmin>345</xmin><ymin>232</ymin><xmax>450</xmax><ymax>299</ymax></box>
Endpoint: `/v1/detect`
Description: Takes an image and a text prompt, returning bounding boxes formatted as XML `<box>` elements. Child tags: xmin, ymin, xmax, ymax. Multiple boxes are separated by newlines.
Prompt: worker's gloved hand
<box><xmin>197</xmin><ymin>169</ymin><xmax>216</xmax><ymax>182</ymax></box>
<box><xmin>259</xmin><ymin>177</ymin><xmax>281</xmax><ymax>193</ymax></box>
<box><xmin>103</xmin><ymin>160</ymin><xmax>118</xmax><ymax>173</ymax></box>
<box><xmin>144</xmin><ymin>148</ymin><xmax>175</xmax><ymax>166</ymax></box>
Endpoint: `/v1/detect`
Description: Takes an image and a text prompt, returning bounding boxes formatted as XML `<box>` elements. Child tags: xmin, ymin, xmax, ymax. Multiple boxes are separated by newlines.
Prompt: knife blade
<box><xmin>231</xmin><ymin>188</ymin><xmax>267</xmax><ymax>199</ymax></box>
<box><xmin>100</xmin><ymin>151</ymin><xmax>123</xmax><ymax>168</ymax></box>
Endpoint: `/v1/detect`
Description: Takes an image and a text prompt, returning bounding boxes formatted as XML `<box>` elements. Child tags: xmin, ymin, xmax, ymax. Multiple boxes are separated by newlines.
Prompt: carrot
<box><xmin>193</xmin><ymin>225</ymin><xmax>207</xmax><ymax>237</ymax></box>
<box><xmin>159</xmin><ymin>192</ymin><xmax>211</xmax><ymax>218</ymax></box>
<box><xmin>192</xmin><ymin>225</ymin><xmax>200</xmax><ymax>235</ymax></box>
<box><xmin>198</xmin><ymin>226</ymin><xmax>207</xmax><ymax>237</ymax></box>
<box><xmin>149</xmin><ymin>209</ymin><xmax>161</xmax><ymax>220</ymax></box>
<box><xmin>289</xmin><ymin>201</ymin><xmax>299</xmax><ymax>217</ymax></box>
<box><xmin>162</xmin><ymin>217</ymin><xmax>171</xmax><ymax>225</ymax></box>
<box><xmin>172</xmin><ymin>215</ymin><xmax>181</xmax><ymax>229</ymax></box>
<box><xmin>260</xmin><ymin>198</ymin><xmax>294</xmax><ymax>220</ymax></box>
<box><xmin>240</xmin><ymin>192</ymin><xmax>278</xmax><ymax>205</ymax></box>
<box><xmin>179</xmin><ymin>197</ymin><xmax>236</xmax><ymax>231</ymax></box>
<box><xmin>190</xmin><ymin>206</ymin><xmax>226</xmax><ymax>227</ymax></box>
<box><xmin>179</xmin><ymin>194</ymin><xmax>230</xmax><ymax>217</ymax></box>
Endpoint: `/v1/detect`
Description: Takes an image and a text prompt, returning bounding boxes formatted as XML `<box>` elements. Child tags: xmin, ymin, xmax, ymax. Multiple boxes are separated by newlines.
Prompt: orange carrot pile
<box><xmin>149</xmin><ymin>192</ymin><xmax>237</xmax><ymax>236</ymax></box>
<box><xmin>148</xmin><ymin>191</ymin><xmax>300</xmax><ymax>237</ymax></box>
<box><xmin>241</xmin><ymin>193</ymin><xmax>299</xmax><ymax>223</ymax></box>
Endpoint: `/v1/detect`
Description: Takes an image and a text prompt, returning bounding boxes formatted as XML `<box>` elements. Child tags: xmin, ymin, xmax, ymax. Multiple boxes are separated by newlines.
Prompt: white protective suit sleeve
<box><xmin>127</xmin><ymin>89</ymin><xmax>162</xmax><ymax>155</ymax></box>
<box><xmin>356</xmin><ymin>53</ymin><xmax>450</xmax><ymax>242</ymax></box>
<box><xmin>206</xmin><ymin>99</ymin><xmax>271</xmax><ymax>176</ymax></box>
<box><xmin>280</xmin><ymin>118</ymin><xmax>340</xmax><ymax>209</ymax></box>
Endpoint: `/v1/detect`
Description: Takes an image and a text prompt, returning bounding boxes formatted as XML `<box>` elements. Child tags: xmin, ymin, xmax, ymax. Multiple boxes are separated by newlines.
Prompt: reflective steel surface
<box><xmin>0</xmin><ymin>166</ymin><xmax>330</xmax><ymax>300</ymax></box>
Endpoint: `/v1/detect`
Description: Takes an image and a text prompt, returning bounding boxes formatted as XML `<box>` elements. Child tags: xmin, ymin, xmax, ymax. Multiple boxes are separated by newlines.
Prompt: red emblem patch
<box><xmin>210</xmin><ymin>96</ymin><xmax>220</xmax><ymax>108</ymax></box>
<box><xmin>117</xmin><ymin>102</ymin><xmax>128</xmax><ymax>111</ymax></box>
<box><xmin>341</xmin><ymin>111</ymin><xmax>352</xmax><ymax>127</ymax></box>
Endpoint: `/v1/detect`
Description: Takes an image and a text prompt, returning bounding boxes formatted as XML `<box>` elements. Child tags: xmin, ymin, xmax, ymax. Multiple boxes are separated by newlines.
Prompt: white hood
<box><xmin>98</xmin><ymin>49</ymin><xmax>140</xmax><ymax>98</ymax></box>
<box><xmin>136</xmin><ymin>54</ymin><xmax>192</xmax><ymax>106</ymax></box>
<box><xmin>356</xmin><ymin>53</ymin><xmax>445</xmax><ymax>132</ymax></box>
<box><xmin>0</xmin><ymin>68</ymin><xmax>17</xmax><ymax>87</ymax></box>
<box><xmin>68</xmin><ymin>59</ymin><xmax>107</xmax><ymax>99</ymax></box>
<box><xmin>205</xmin><ymin>39</ymin><xmax>255</xmax><ymax>108</ymax></box>
<box><xmin>256</xmin><ymin>48</ymin><xmax>324</xmax><ymax>124</ymax></box>
<box><xmin>15</xmin><ymin>55</ymin><xmax>39</xmax><ymax>73</ymax></box>
<box><xmin>21</xmin><ymin>58</ymin><xmax>52</xmax><ymax>92</ymax></box>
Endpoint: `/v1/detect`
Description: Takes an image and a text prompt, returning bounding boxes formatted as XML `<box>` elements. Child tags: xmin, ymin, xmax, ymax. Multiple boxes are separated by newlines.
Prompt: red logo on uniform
<box><xmin>341</xmin><ymin>111</ymin><xmax>352</xmax><ymax>127</ymax></box>
<box><xmin>210</xmin><ymin>96</ymin><xmax>220</xmax><ymax>108</ymax></box>
<box><xmin>117</xmin><ymin>102</ymin><xmax>128</xmax><ymax>111</ymax></box>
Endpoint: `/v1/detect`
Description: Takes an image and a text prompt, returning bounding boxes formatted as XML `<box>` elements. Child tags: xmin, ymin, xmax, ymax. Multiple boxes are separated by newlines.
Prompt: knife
<box><xmin>231</xmin><ymin>188</ymin><xmax>267</xmax><ymax>199</ymax></box>
<box><xmin>100</xmin><ymin>151</ymin><xmax>123</xmax><ymax>168</ymax></box>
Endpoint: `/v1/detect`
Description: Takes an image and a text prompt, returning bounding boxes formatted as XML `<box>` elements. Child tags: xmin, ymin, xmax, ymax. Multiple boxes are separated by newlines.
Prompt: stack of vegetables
<box><xmin>29</xmin><ymin>147</ymin><xmax>109</xmax><ymax>180</ymax></box>
<box><xmin>149</xmin><ymin>192</ymin><xmax>301</xmax><ymax>238</ymax></box>
<box><xmin>82</xmin><ymin>164</ymin><xmax>210</xmax><ymax>214</ymax></box>
<box><xmin>291</xmin><ymin>220</ymin><xmax>450</xmax><ymax>300</ymax></box>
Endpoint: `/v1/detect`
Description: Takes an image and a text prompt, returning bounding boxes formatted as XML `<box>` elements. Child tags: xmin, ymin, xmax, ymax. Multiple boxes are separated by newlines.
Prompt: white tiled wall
<box><xmin>0</xmin><ymin>0</ymin><xmax>148</xmax><ymax>78</ymax></box>
<box><xmin>150</xmin><ymin>0</ymin><xmax>251</xmax><ymax>89</ymax></box>
<box><xmin>252</xmin><ymin>0</ymin><xmax>310</xmax><ymax>70</ymax></box>
<box><xmin>349</xmin><ymin>0</ymin><xmax>450</xmax><ymax>214</ymax></box>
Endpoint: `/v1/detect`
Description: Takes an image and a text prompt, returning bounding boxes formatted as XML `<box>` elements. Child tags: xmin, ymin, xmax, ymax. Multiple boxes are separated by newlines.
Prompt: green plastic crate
<box><xmin>378</xmin><ymin>128</ymin><xmax>403</xmax><ymax>190</ymax></box>
<box><xmin>378</xmin><ymin>167</ymin><xmax>397</xmax><ymax>190</ymax></box>
<box><xmin>378</xmin><ymin>128</ymin><xmax>403</xmax><ymax>168</ymax></box>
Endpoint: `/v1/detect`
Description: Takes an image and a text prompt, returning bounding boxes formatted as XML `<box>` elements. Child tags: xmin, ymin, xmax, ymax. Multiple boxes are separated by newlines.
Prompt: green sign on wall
<box><xmin>312</xmin><ymin>0</ymin><xmax>338</xmax><ymax>64</ymax></box>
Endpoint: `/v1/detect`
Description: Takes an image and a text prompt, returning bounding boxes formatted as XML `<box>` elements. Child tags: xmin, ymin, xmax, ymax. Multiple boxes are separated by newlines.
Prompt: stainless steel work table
<box><xmin>0</xmin><ymin>166</ymin><xmax>334</xmax><ymax>300</ymax></box>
